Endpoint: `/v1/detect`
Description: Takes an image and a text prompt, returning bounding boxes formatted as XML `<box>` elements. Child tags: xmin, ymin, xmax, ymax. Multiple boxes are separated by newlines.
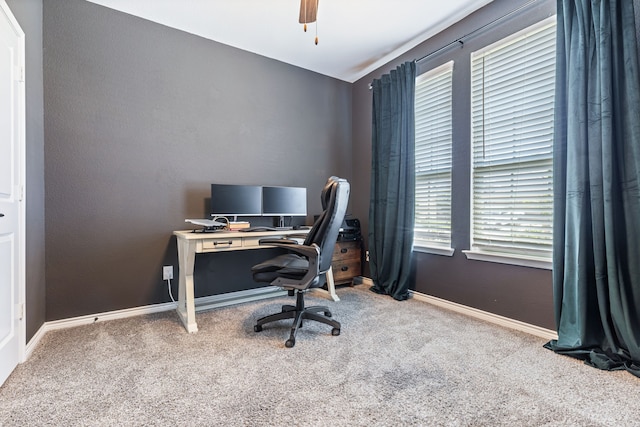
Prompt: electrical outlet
<box><xmin>162</xmin><ymin>265</ymin><xmax>174</xmax><ymax>280</ymax></box>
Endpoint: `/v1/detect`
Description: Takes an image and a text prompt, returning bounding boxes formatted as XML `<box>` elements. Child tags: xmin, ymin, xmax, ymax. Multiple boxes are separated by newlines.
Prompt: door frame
<box><xmin>1</xmin><ymin>0</ymin><xmax>26</xmax><ymax>368</ymax></box>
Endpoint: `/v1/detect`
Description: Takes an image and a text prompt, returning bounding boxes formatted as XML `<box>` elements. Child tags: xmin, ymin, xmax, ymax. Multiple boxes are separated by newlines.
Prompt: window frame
<box><xmin>463</xmin><ymin>17</ymin><xmax>556</xmax><ymax>270</ymax></box>
<box><xmin>413</xmin><ymin>61</ymin><xmax>455</xmax><ymax>257</ymax></box>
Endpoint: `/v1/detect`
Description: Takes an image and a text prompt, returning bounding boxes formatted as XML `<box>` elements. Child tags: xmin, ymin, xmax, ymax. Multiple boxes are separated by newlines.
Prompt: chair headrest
<box><xmin>305</xmin><ymin>176</ymin><xmax>349</xmax><ymax>249</ymax></box>
<box><xmin>321</xmin><ymin>176</ymin><xmax>341</xmax><ymax>210</ymax></box>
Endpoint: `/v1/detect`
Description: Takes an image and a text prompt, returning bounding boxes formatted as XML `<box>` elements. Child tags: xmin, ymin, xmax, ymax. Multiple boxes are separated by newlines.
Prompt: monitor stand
<box><xmin>275</xmin><ymin>216</ymin><xmax>292</xmax><ymax>231</ymax></box>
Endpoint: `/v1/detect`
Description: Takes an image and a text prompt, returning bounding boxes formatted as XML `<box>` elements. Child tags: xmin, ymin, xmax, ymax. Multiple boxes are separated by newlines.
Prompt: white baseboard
<box><xmin>25</xmin><ymin>282</ymin><xmax>557</xmax><ymax>361</ymax></box>
<box><xmin>25</xmin><ymin>301</ymin><xmax>177</xmax><ymax>361</ymax></box>
<box><xmin>25</xmin><ymin>324</ymin><xmax>47</xmax><ymax>361</ymax></box>
<box><xmin>193</xmin><ymin>287</ymin><xmax>286</xmax><ymax>312</ymax></box>
<box><xmin>353</xmin><ymin>276</ymin><xmax>556</xmax><ymax>341</ymax></box>
<box><xmin>25</xmin><ymin>287</ymin><xmax>286</xmax><ymax>361</ymax></box>
<box><xmin>352</xmin><ymin>276</ymin><xmax>373</xmax><ymax>286</ymax></box>
<box><xmin>410</xmin><ymin>290</ymin><xmax>558</xmax><ymax>341</ymax></box>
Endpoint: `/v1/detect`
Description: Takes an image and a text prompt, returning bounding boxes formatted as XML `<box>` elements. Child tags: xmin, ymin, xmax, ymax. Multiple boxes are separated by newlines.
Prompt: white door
<box><xmin>0</xmin><ymin>0</ymin><xmax>25</xmax><ymax>387</ymax></box>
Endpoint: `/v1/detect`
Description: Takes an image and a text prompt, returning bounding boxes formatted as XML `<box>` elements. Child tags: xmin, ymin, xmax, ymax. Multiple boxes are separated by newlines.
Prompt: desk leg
<box><xmin>312</xmin><ymin>266</ymin><xmax>340</xmax><ymax>301</ymax></box>
<box><xmin>326</xmin><ymin>266</ymin><xmax>340</xmax><ymax>301</ymax></box>
<box><xmin>176</xmin><ymin>238</ymin><xmax>198</xmax><ymax>333</ymax></box>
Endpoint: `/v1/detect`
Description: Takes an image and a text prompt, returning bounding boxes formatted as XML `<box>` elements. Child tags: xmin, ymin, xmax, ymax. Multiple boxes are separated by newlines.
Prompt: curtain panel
<box><xmin>368</xmin><ymin>61</ymin><xmax>416</xmax><ymax>301</ymax></box>
<box><xmin>545</xmin><ymin>0</ymin><xmax>640</xmax><ymax>377</ymax></box>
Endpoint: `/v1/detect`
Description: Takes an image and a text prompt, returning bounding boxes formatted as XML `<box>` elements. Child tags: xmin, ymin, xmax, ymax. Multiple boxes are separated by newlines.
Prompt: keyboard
<box><xmin>240</xmin><ymin>226</ymin><xmax>295</xmax><ymax>232</ymax></box>
<box><xmin>240</xmin><ymin>226</ymin><xmax>277</xmax><ymax>232</ymax></box>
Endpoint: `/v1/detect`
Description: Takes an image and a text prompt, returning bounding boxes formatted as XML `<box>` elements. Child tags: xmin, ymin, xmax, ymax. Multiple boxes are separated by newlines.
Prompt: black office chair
<box><xmin>251</xmin><ymin>176</ymin><xmax>350</xmax><ymax>347</ymax></box>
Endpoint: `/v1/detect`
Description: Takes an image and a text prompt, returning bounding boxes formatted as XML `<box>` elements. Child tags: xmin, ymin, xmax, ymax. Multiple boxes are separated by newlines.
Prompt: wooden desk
<box><xmin>173</xmin><ymin>229</ymin><xmax>339</xmax><ymax>333</ymax></box>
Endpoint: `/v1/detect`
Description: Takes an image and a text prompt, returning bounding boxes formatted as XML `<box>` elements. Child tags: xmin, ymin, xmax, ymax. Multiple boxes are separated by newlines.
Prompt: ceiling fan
<box><xmin>298</xmin><ymin>0</ymin><xmax>319</xmax><ymax>45</ymax></box>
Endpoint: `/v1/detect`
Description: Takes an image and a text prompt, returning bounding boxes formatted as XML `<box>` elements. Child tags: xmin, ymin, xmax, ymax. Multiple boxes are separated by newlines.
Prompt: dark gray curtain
<box><xmin>368</xmin><ymin>61</ymin><xmax>416</xmax><ymax>301</ymax></box>
<box><xmin>544</xmin><ymin>0</ymin><xmax>640</xmax><ymax>377</ymax></box>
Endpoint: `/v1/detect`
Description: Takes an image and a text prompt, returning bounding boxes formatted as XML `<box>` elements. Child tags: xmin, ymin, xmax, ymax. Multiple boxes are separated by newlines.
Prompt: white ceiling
<box><xmin>86</xmin><ymin>0</ymin><xmax>494</xmax><ymax>83</ymax></box>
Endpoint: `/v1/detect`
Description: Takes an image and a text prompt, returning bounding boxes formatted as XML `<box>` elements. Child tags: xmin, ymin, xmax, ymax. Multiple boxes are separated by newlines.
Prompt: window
<box><xmin>465</xmin><ymin>18</ymin><xmax>556</xmax><ymax>268</ymax></box>
<box><xmin>414</xmin><ymin>61</ymin><xmax>454</xmax><ymax>255</ymax></box>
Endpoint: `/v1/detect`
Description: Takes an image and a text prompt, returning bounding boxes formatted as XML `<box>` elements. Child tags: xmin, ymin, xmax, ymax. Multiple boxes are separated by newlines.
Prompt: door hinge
<box><xmin>14</xmin><ymin>185</ymin><xmax>24</xmax><ymax>202</ymax></box>
<box><xmin>16</xmin><ymin>303</ymin><xmax>24</xmax><ymax>321</ymax></box>
<box><xmin>14</xmin><ymin>66</ymin><xmax>24</xmax><ymax>83</ymax></box>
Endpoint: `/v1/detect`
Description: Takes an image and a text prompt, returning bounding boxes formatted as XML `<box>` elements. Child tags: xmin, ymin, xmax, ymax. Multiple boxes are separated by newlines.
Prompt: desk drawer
<box><xmin>200</xmin><ymin>238</ymin><xmax>242</xmax><ymax>251</ymax></box>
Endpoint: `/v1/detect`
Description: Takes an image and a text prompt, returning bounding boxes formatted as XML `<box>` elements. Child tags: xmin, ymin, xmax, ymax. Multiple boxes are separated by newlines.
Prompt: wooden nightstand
<box><xmin>331</xmin><ymin>239</ymin><xmax>363</xmax><ymax>285</ymax></box>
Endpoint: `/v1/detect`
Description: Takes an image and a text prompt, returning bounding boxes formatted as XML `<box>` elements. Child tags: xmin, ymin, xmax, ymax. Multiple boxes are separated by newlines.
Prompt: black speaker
<box><xmin>338</xmin><ymin>217</ymin><xmax>361</xmax><ymax>241</ymax></box>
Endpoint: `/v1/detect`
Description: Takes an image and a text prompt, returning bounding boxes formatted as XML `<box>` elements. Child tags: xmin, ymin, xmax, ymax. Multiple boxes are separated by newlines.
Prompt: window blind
<box><xmin>470</xmin><ymin>19</ymin><xmax>555</xmax><ymax>261</ymax></box>
<box><xmin>414</xmin><ymin>61</ymin><xmax>453</xmax><ymax>249</ymax></box>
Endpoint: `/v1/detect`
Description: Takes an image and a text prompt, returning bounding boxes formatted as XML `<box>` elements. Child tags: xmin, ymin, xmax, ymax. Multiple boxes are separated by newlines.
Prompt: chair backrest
<box><xmin>304</xmin><ymin>176</ymin><xmax>350</xmax><ymax>273</ymax></box>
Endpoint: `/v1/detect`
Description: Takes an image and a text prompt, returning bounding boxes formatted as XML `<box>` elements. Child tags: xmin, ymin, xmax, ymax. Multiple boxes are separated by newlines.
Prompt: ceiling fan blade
<box><xmin>299</xmin><ymin>0</ymin><xmax>318</xmax><ymax>24</ymax></box>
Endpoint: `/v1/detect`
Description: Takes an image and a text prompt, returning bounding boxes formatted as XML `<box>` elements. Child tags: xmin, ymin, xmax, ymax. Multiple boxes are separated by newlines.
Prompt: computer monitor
<box><xmin>262</xmin><ymin>186</ymin><xmax>307</xmax><ymax>227</ymax></box>
<box><xmin>210</xmin><ymin>184</ymin><xmax>262</xmax><ymax>221</ymax></box>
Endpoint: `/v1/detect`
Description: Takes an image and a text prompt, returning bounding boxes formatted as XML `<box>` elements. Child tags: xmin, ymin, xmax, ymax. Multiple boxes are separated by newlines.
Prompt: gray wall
<box><xmin>6</xmin><ymin>0</ymin><xmax>46</xmax><ymax>341</ymax></box>
<box><xmin>29</xmin><ymin>0</ymin><xmax>640</xmax><ymax>331</ymax></box>
<box><xmin>43</xmin><ymin>0</ymin><xmax>352</xmax><ymax>320</ymax></box>
<box><xmin>351</xmin><ymin>0</ymin><xmax>557</xmax><ymax>330</ymax></box>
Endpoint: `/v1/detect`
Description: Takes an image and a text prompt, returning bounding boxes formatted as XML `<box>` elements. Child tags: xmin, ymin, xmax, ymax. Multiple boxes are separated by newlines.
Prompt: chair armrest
<box><xmin>259</xmin><ymin>238</ymin><xmax>300</xmax><ymax>245</ymax></box>
<box><xmin>258</xmin><ymin>239</ymin><xmax>322</xmax><ymax>290</ymax></box>
<box><xmin>288</xmin><ymin>233</ymin><xmax>308</xmax><ymax>239</ymax></box>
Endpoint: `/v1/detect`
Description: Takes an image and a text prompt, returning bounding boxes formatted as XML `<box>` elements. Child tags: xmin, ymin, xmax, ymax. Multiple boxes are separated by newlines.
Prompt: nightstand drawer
<box><xmin>332</xmin><ymin>259</ymin><xmax>361</xmax><ymax>283</ymax></box>
<box><xmin>333</xmin><ymin>240</ymin><xmax>361</xmax><ymax>261</ymax></box>
<box><xmin>329</xmin><ymin>239</ymin><xmax>362</xmax><ymax>285</ymax></box>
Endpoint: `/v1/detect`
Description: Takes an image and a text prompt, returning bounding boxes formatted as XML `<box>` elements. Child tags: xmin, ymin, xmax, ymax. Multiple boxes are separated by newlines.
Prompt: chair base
<box><xmin>254</xmin><ymin>289</ymin><xmax>340</xmax><ymax>347</ymax></box>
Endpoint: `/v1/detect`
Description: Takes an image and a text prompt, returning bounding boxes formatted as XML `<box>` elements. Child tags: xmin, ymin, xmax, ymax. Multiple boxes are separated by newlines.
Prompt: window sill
<box><xmin>413</xmin><ymin>246</ymin><xmax>455</xmax><ymax>257</ymax></box>
<box><xmin>462</xmin><ymin>250</ymin><xmax>551</xmax><ymax>270</ymax></box>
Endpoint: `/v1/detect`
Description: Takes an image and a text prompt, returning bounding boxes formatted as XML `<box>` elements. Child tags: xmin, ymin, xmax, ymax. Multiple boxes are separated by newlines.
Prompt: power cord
<box><xmin>167</xmin><ymin>278</ymin><xmax>175</xmax><ymax>303</ymax></box>
<box><xmin>212</xmin><ymin>216</ymin><xmax>230</xmax><ymax>230</ymax></box>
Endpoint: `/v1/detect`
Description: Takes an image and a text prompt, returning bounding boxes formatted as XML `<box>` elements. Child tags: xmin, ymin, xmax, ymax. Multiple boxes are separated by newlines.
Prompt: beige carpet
<box><xmin>1</xmin><ymin>286</ymin><xmax>638</xmax><ymax>426</ymax></box>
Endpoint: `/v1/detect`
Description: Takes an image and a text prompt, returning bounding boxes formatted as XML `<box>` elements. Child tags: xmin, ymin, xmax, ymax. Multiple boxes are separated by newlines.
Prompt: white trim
<box><xmin>25</xmin><ymin>302</ymin><xmax>177</xmax><ymax>360</ymax></box>
<box><xmin>471</xmin><ymin>16</ymin><xmax>556</xmax><ymax>58</ymax></box>
<box><xmin>355</xmin><ymin>276</ymin><xmax>555</xmax><ymax>339</ymax></box>
<box><xmin>462</xmin><ymin>250</ymin><xmax>552</xmax><ymax>270</ymax></box>
<box><xmin>24</xmin><ymin>287</ymin><xmax>286</xmax><ymax>360</ymax></box>
<box><xmin>350</xmin><ymin>0</ymin><xmax>493</xmax><ymax>82</ymax></box>
<box><xmin>24</xmin><ymin>282</ymin><xmax>557</xmax><ymax>363</ymax></box>
<box><xmin>416</xmin><ymin>60</ymin><xmax>454</xmax><ymax>83</ymax></box>
<box><xmin>413</xmin><ymin>246</ymin><xmax>455</xmax><ymax>257</ymax></box>
<box><xmin>0</xmin><ymin>0</ymin><xmax>26</xmax><ymax>371</ymax></box>
<box><xmin>43</xmin><ymin>302</ymin><xmax>177</xmax><ymax>332</ymax></box>
<box><xmin>352</xmin><ymin>276</ymin><xmax>374</xmax><ymax>286</ymax></box>
<box><xmin>193</xmin><ymin>287</ymin><xmax>286</xmax><ymax>313</ymax></box>
<box><xmin>410</xmin><ymin>290</ymin><xmax>557</xmax><ymax>340</ymax></box>
<box><xmin>24</xmin><ymin>323</ymin><xmax>47</xmax><ymax>360</ymax></box>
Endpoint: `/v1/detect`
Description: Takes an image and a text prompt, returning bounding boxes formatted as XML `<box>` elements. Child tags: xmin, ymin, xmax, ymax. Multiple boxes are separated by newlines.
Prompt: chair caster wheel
<box><xmin>254</xmin><ymin>325</ymin><xmax>262</xmax><ymax>332</ymax></box>
<box><xmin>331</xmin><ymin>328</ymin><xmax>340</xmax><ymax>336</ymax></box>
<box><xmin>285</xmin><ymin>339</ymin><xmax>295</xmax><ymax>348</ymax></box>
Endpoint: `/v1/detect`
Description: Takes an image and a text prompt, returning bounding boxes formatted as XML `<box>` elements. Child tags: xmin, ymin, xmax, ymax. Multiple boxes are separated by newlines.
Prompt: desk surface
<box><xmin>174</xmin><ymin>229</ymin><xmax>308</xmax><ymax>253</ymax></box>
<box><xmin>174</xmin><ymin>228</ymin><xmax>308</xmax><ymax>240</ymax></box>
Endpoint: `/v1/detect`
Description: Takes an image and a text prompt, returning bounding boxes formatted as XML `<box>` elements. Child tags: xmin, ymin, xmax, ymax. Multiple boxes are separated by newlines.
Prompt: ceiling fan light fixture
<box><xmin>299</xmin><ymin>0</ymin><xmax>317</xmax><ymax>25</ymax></box>
<box><xmin>299</xmin><ymin>0</ymin><xmax>319</xmax><ymax>44</ymax></box>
